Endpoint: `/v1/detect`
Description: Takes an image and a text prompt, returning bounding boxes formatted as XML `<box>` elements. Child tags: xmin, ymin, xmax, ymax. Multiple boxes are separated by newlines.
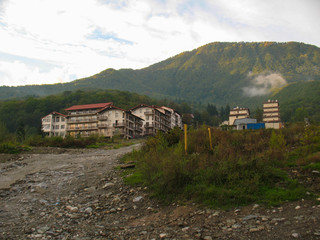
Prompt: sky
<box><xmin>0</xmin><ymin>0</ymin><xmax>319</xmax><ymax>87</ymax></box>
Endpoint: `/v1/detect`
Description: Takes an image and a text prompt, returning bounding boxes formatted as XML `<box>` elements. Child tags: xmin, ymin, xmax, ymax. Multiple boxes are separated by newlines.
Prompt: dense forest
<box><xmin>1</xmin><ymin>42</ymin><xmax>320</xmax><ymax>109</ymax></box>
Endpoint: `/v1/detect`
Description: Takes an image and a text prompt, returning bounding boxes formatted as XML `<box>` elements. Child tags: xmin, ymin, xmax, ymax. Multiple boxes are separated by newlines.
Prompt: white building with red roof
<box><xmin>41</xmin><ymin>112</ymin><xmax>67</xmax><ymax>137</ymax></box>
<box><xmin>64</xmin><ymin>102</ymin><xmax>143</xmax><ymax>138</ymax></box>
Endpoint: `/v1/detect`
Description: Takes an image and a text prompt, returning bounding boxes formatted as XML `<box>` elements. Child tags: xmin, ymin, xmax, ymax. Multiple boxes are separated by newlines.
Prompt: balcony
<box><xmin>97</xmin><ymin>116</ymin><xmax>108</xmax><ymax>121</ymax></box>
<box><xmin>97</xmin><ymin>124</ymin><xmax>110</xmax><ymax>128</ymax></box>
<box><xmin>113</xmin><ymin>122</ymin><xmax>126</xmax><ymax>128</ymax></box>
<box><xmin>67</xmin><ymin>118</ymin><xmax>97</xmax><ymax>123</ymax></box>
<box><xmin>145</xmin><ymin>123</ymin><xmax>155</xmax><ymax>128</ymax></box>
<box><xmin>144</xmin><ymin>111</ymin><xmax>154</xmax><ymax>115</ymax></box>
<box><xmin>135</xmin><ymin>127</ymin><xmax>142</xmax><ymax>132</ymax></box>
<box><xmin>68</xmin><ymin>111</ymin><xmax>97</xmax><ymax>116</ymax></box>
<box><xmin>67</xmin><ymin>126</ymin><xmax>98</xmax><ymax>131</ymax></box>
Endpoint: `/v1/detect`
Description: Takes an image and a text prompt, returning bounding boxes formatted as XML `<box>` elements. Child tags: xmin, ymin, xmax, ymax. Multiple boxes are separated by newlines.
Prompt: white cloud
<box><xmin>0</xmin><ymin>0</ymin><xmax>319</xmax><ymax>86</ymax></box>
<box><xmin>0</xmin><ymin>60</ymin><xmax>73</xmax><ymax>86</ymax></box>
<box><xmin>242</xmin><ymin>72</ymin><xmax>288</xmax><ymax>97</ymax></box>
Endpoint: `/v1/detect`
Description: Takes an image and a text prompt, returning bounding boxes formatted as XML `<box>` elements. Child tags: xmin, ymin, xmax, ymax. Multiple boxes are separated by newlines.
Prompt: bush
<box><xmin>0</xmin><ymin>142</ymin><xmax>29</xmax><ymax>154</ymax></box>
<box><xmin>123</xmin><ymin>125</ymin><xmax>317</xmax><ymax>208</ymax></box>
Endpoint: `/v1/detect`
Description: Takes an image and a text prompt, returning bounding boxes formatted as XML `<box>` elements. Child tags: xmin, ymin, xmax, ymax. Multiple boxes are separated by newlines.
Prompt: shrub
<box><xmin>123</xmin><ymin>125</ymin><xmax>315</xmax><ymax>208</ymax></box>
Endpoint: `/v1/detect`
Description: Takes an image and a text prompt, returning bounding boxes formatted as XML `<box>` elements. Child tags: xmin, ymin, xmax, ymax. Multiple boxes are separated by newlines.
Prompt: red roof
<box><xmin>98</xmin><ymin>105</ymin><xmax>126</xmax><ymax>113</ymax></box>
<box><xmin>41</xmin><ymin>111</ymin><xmax>66</xmax><ymax>119</ymax></box>
<box><xmin>129</xmin><ymin>104</ymin><xmax>150</xmax><ymax>111</ymax></box>
<box><xmin>65</xmin><ymin>102</ymin><xmax>113</xmax><ymax>111</ymax></box>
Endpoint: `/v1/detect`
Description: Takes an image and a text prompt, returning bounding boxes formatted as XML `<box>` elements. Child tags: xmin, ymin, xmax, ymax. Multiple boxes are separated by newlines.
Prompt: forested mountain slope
<box><xmin>1</xmin><ymin>42</ymin><xmax>320</xmax><ymax>108</ymax></box>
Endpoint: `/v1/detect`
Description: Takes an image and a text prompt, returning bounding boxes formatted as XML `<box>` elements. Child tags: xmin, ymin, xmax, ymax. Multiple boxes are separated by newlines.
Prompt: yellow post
<box><xmin>184</xmin><ymin>124</ymin><xmax>188</xmax><ymax>154</ymax></box>
<box><xmin>208</xmin><ymin>127</ymin><xmax>213</xmax><ymax>151</ymax></box>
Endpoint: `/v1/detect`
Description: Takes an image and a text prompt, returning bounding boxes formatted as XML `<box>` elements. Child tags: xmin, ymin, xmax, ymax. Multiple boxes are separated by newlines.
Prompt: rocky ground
<box><xmin>0</xmin><ymin>145</ymin><xmax>319</xmax><ymax>240</ymax></box>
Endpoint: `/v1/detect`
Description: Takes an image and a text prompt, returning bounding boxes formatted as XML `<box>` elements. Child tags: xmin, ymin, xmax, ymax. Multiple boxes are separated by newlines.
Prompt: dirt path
<box><xmin>0</xmin><ymin>146</ymin><xmax>319</xmax><ymax>240</ymax></box>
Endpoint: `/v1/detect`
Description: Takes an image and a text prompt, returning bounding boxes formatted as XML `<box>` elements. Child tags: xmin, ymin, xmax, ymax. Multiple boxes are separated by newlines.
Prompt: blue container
<box><xmin>247</xmin><ymin>123</ymin><xmax>265</xmax><ymax>130</ymax></box>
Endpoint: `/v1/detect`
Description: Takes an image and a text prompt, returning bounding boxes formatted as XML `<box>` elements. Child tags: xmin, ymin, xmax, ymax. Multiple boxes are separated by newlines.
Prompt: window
<box><xmin>56</xmin><ymin>117</ymin><xmax>60</xmax><ymax>122</ymax></box>
<box><xmin>115</xmin><ymin>112</ymin><xmax>119</xmax><ymax>117</ymax></box>
<box><xmin>62</xmin><ymin>118</ymin><xmax>65</xmax><ymax>122</ymax></box>
<box><xmin>55</xmin><ymin>125</ymin><xmax>59</xmax><ymax>129</ymax></box>
<box><xmin>146</xmin><ymin>116</ymin><xmax>149</xmax><ymax>120</ymax></box>
<box><xmin>61</xmin><ymin>125</ymin><xmax>65</xmax><ymax>129</ymax></box>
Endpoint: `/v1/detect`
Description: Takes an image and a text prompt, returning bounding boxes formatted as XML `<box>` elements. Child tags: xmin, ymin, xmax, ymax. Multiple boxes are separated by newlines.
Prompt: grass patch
<box><xmin>121</xmin><ymin>125</ymin><xmax>320</xmax><ymax>209</ymax></box>
<box><xmin>0</xmin><ymin>142</ymin><xmax>31</xmax><ymax>154</ymax></box>
<box><xmin>25</xmin><ymin>134</ymin><xmax>141</xmax><ymax>149</ymax></box>
<box><xmin>303</xmin><ymin>162</ymin><xmax>320</xmax><ymax>171</ymax></box>
<box><xmin>124</xmin><ymin>172</ymin><xmax>144</xmax><ymax>185</ymax></box>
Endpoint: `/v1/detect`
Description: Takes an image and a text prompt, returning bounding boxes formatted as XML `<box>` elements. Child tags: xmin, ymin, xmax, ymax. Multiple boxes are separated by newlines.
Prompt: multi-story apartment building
<box><xmin>97</xmin><ymin>105</ymin><xmax>143</xmax><ymax>138</ymax></box>
<box><xmin>160</xmin><ymin>106</ymin><xmax>183</xmax><ymax>129</ymax></box>
<box><xmin>263</xmin><ymin>100</ymin><xmax>282</xmax><ymax>129</ymax></box>
<box><xmin>64</xmin><ymin>102</ymin><xmax>143</xmax><ymax>138</ymax></box>
<box><xmin>41</xmin><ymin>112</ymin><xmax>67</xmax><ymax>137</ymax></box>
<box><xmin>41</xmin><ymin>102</ymin><xmax>182</xmax><ymax>138</ymax></box>
<box><xmin>229</xmin><ymin>107</ymin><xmax>250</xmax><ymax>125</ymax></box>
<box><xmin>130</xmin><ymin>104</ymin><xmax>171</xmax><ymax>136</ymax></box>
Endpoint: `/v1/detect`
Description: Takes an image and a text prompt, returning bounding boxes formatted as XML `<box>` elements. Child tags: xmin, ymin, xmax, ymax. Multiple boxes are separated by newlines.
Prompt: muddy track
<box><xmin>0</xmin><ymin>146</ymin><xmax>319</xmax><ymax>240</ymax></box>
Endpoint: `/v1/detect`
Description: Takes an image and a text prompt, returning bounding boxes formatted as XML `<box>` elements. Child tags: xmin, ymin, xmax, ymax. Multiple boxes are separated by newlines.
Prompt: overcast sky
<box><xmin>0</xmin><ymin>0</ymin><xmax>319</xmax><ymax>87</ymax></box>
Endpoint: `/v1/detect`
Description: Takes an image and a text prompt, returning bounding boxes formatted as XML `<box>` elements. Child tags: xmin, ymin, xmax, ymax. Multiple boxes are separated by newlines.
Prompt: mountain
<box><xmin>1</xmin><ymin>42</ymin><xmax>320</xmax><ymax>108</ymax></box>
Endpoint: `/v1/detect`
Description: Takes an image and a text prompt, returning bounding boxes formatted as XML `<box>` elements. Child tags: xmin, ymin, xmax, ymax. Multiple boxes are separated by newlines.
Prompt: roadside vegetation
<box><xmin>0</xmin><ymin>130</ymin><xmax>140</xmax><ymax>154</ymax></box>
<box><xmin>122</xmin><ymin>124</ymin><xmax>320</xmax><ymax>209</ymax></box>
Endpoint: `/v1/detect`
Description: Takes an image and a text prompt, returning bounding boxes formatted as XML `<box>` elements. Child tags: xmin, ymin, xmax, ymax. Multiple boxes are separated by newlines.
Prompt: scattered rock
<box><xmin>203</xmin><ymin>236</ymin><xmax>212</xmax><ymax>240</ymax></box>
<box><xmin>102</xmin><ymin>182</ymin><xmax>114</xmax><ymax>189</ymax></box>
<box><xmin>66</xmin><ymin>205</ymin><xmax>79</xmax><ymax>213</ymax></box>
<box><xmin>252</xmin><ymin>204</ymin><xmax>259</xmax><ymax>210</ymax></box>
<box><xmin>133</xmin><ymin>196</ymin><xmax>143</xmax><ymax>202</ymax></box>
<box><xmin>159</xmin><ymin>233</ymin><xmax>167</xmax><ymax>238</ymax></box>
<box><xmin>242</xmin><ymin>215</ymin><xmax>258</xmax><ymax>221</ymax></box>
<box><xmin>292</xmin><ymin>232</ymin><xmax>299</xmax><ymax>238</ymax></box>
<box><xmin>84</xmin><ymin>207</ymin><xmax>93</xmax><ymax>213</ymax></box>
<box><xmin>249</xmin><ymin>226</ymin><xmax>264</xmax><ymax>232</ymax></box>
<box><xmin>37</xmin><ymin>226</ymin><xmax>50</xmax><ymax>234</ymax></box>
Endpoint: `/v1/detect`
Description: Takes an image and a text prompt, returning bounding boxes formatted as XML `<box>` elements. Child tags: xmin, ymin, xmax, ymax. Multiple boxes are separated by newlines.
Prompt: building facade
<box><xmin>263</xmin><ymin>100</ymin><xmax>282</xmax><ymax>129</ymax></box>
<box><xmin>97</xmin><ymin>105</ymin><xmax>143</xmax><ymax>138</ymax></box>
<box><xmin>160</xmin><ymin>106</ymin><xmax>183</xmax><ymax>129</ymax></box>
<box><xmin>64</xmin><ymin>102</ymin><xmax>143</xmax><ymax>138</ymax></box>
<box><xmin>130</xmin><ymin>104</ymin><xmax>174</xmax><ymax>136</ymax></box>
<box><xmin>233</xmin><ymin>118</ymin><xmax>257</xmax><ymax>130</ymax></box>
<box><xmin>229</xmin><ymin>107</ymin><xmax>250</xmax><ymax>125</ymax></box>
<box><xmin>41</xmin><ymin>112</ymin><xmax>67</xmax><ymax>137</ymax></box>
<box><xmin>41</xmin><ymin>102</ymin><xmax>181</xmax><ymax>138</ymax></box>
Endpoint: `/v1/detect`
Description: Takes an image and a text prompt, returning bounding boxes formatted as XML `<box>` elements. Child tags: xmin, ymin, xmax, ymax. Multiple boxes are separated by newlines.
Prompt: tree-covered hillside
<box><xmin>274</xmin><ymin>81</ymin><xmax>320</xmax><ymax>122</ymax></box>
<box><xmin>1</xmin><ymin>42</ymin><xmax>319</xmax><ymax>108</ymax></box>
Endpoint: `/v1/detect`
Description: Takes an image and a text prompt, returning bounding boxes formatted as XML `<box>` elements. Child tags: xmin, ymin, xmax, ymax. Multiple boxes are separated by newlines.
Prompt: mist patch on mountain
<box><xmin>242</xmin><ymin>72</ymin><xmax>288</xmax><ymax>97</ymax></box>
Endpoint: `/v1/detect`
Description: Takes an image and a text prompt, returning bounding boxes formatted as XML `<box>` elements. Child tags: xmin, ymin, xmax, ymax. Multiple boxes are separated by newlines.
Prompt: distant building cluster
<box><xmin>41</xmin><ymin>102</ymin><xmax>182</xmax><ymax>138</ymax></box>
<box><xmin>226</xmin><ymin>100</ymin><xmax>282</xmax><ymax>130</ymax></box>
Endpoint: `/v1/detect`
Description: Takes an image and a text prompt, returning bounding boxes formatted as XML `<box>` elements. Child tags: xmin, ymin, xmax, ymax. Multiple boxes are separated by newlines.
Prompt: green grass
<box><xmin>0</xmin><ymin>142</ymin><xmax>31</xmax><ymax>154</ymax></box>
<box><xmin>304</xmin><ymin>162</ymin><xmax>320</xmax><ymax>171</ymax></box>
<box><xmin>121</xmin><ymin>125</ymin><xmax>320</xmax><ymax>209</ymax></box>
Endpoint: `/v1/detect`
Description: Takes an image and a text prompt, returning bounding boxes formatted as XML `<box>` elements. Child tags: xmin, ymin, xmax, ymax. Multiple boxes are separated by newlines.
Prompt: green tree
<box><xmin>253</xmin><ymin>107</ymin><xmax>263</xmax><ymax>122</ymax></box>
<box><xmin>16</xmin><ymin>123</ymin><xmax>26</xmax><ymax>143</ymax></box>
<box><xmin>0</xmin><ymin>121</ymin><xmax>10</xmax><ymax>143</ymax></box>
<box><xmin>293</xmin><ymin>107</ymin><xmax>308</xmax><ymax>122</ymax></box>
